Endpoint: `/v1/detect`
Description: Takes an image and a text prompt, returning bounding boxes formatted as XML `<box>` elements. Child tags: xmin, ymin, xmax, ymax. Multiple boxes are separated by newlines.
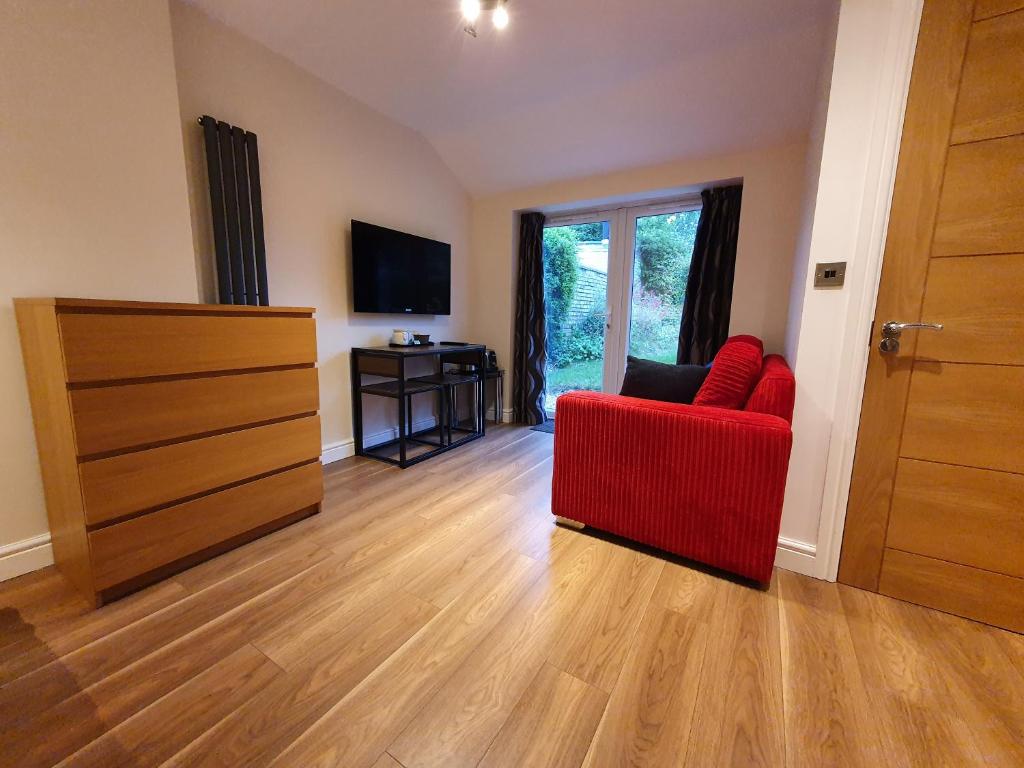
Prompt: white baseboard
<box><xmin>774</xmin><ymin>536</ymin><xmax>817</xmax><ymax>577</ymax></box>
<box><xmin>0</xmin><ymin>533</ymin><xmax>54</xmax><ymax>582</ymax></box>
<box><xmin>321</xmin><ymin>440</ymin><xmax>354</xmax><ymax>465</ymax></box>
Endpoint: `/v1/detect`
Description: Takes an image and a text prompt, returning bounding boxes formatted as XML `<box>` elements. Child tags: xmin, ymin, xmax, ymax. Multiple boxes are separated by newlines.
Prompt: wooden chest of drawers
<box><xmin>15</xmin><ymin>298</ymin><xmax>323</xmax><ymax>606</ymax></box>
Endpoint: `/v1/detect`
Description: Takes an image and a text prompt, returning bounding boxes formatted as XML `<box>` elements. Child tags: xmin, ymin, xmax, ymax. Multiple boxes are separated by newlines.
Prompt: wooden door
<box><xmin>839</xmin><ymin>0</ymin><xmax>1024</xmax><ymax>632</ymax></box>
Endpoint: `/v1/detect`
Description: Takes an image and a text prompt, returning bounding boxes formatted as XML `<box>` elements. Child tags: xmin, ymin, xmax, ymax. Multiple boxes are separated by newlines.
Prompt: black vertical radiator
<box><xmin>199</xmin><ymin>115</ymin><xmax>270</xmax><ymax>306</ymax></box>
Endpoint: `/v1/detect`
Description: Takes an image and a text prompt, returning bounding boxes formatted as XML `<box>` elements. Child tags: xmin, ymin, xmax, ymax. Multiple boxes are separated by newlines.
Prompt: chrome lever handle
<box><xmin>883</xmin><ymin>321</ymin><xmax>944</xmax><ymax>334</ymax></box>
<box><xmin>879</xmin><ymin>320</ymin><xmax>943</xmax><ymax>353</ymax></box>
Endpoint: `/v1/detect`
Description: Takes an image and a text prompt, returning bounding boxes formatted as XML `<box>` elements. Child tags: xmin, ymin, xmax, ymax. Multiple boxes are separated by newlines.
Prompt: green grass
<box><xmin>543</xmin><ymin>349</ymin><xmax>679</xmax><ymax>412</ymax></box>
<box><xmin>544</xmin><ymin>359</ymin><xmax>603</xmax><ymax>412</ymax></box>
<box><xmin>548</xmin><ymin>358</ymin><xmax>603</xmax><ymax>391</ymax></box>
<box><xmin>632</xmin><ymin>348</ymin><xmax>677</xmax><ymax>365</ymax></box>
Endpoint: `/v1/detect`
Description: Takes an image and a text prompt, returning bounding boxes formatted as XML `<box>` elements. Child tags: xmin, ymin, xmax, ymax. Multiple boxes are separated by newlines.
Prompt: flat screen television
<box><xmin>351</xmin><ymin>220</ymin><xmax>451</xmax><ymax>315</ymax></box>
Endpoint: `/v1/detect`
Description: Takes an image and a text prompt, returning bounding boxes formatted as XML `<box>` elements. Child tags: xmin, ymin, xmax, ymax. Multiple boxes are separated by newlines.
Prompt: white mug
<box><xmin>392</xmin><ymin>329</ymin><xmax>413</xmax><ymax>345</ymax></box>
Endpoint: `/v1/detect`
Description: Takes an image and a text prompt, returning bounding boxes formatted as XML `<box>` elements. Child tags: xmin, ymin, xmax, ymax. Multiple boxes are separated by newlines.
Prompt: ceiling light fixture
<box><xmin>492</xmin><ymin>4</ymin><xmax>509</xmax><ymax>30</ymax></box>
<box><xmin>462</xmin><ymin>0</ymin><xmax>509</xmax><ymax>37</ymax></box>
<box><xmin>460</xmin><ymin>0</ymin><xmax>481</xmax><ymax>23</ymax></box>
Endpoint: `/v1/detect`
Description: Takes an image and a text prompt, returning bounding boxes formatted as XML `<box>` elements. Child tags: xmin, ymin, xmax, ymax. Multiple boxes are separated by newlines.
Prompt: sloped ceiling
<box><xmin>186</xmin><ymin>0</ymin><xmax>838</xmax><ymax>195</ymax></box>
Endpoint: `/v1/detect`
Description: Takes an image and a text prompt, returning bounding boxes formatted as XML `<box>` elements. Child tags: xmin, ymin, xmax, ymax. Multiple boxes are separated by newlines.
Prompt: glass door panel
<box><xmin>627</xmin><ymin>209</ymin><xmax>700</xmax><ymax>364</ymax></box>
<box><xmin>542</xmin><ymin>220</ymin><xmax>611</xmax><ymax>413</ymax></box>
<box><xmin>541</xmin><ymin>201</ymin><xmax>701</xmax><ymax>413</ymax></box>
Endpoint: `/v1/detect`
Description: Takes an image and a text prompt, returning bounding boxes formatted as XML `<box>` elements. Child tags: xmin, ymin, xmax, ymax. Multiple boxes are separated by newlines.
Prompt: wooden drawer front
<box><xmin>80</xmin><ymin>415</ymin><xmax>321</xmax><ymax>525</ymax></box>
<box><xmin>888</xmin><ymin>459</ymin><xmax>1024</xmax><ymax>578</ymax></box>
<box><xmin>70</xmin><ymin>368</ymin><xmax>319</xmax><ymax>456</ymax></box>
<box><xmin>879</xmin><ymin>549</ymin><xmax>1024</xmax><ymax>633</ymax></box>
<box><xmin>59</xmin><ymin>313</ymin><xmax>316</xmax><ymax>383</ymax></box>
<box><xmin>89</xmin><ymin>462</ymin><xmax>323</xmax><ymax>590</ymax></box>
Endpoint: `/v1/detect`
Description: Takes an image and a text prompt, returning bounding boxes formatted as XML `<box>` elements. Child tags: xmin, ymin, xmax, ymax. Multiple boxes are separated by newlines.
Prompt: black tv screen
<box><xmin>351</xmin><ymin>220</ymin><xmax>451</xmax><ymax>315</ymax></box>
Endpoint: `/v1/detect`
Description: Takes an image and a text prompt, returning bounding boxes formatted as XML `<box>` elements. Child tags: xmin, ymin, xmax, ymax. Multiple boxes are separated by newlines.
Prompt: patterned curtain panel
<box><xmin>513</xmin><ymin>211</ymin><xmax>547</xmax><ymax>425</ymax></box>
<box><xmin>677</xmin><ymin>185</ymin><xmax>744</xmax><ymax>365</ymax></box>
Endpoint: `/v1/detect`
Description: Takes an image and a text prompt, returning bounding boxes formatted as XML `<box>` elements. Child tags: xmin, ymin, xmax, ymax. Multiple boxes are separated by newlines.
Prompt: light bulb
<box><xmin>460</xmin><ymin>0</ymin><xmax>481</xmax><ymax>22</ymax></box>
<box><xmin>492</xmin><ymin>4</ymin><xmax>509</xmax><ymax>29</ymax></box>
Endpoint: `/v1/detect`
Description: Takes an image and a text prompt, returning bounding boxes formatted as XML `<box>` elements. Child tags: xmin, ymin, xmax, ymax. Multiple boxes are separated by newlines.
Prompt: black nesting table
<box><xmin>350</xmin><ymin>343</ymin><xmax>487</xmax><ymax>468</ymax></box>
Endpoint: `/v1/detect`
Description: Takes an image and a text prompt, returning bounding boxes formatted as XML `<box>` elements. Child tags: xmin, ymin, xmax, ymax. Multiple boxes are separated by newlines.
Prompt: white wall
<box><xmin>781</xmin><ymin>0</ymin><xmax>922</xmax><ymax>576</ymax></box>
<box><xmin>469</xmin><ymin>143</ymin><xmax>809</xmax><ymax>418</ymax></box>
<box><xmin>170</xmin><ymin>0</ymin><xmax>472</xmax><ymax>460</ymax></box>
<box><xmin>0</xmin><ymin>0</ymin><xmax>198</xmax><ymax>579</ymax></box>
<box><xmin>785</xmin><ymin>5</ymin><xmax>841</xmax><ymax>364</ymax></box>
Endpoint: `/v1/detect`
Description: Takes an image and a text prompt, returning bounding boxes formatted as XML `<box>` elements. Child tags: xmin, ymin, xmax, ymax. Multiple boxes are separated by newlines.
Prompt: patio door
<box><xmin>542</xmin><ymin>199</ymin><xmax>700</xmax><ymax>413</ymax></box>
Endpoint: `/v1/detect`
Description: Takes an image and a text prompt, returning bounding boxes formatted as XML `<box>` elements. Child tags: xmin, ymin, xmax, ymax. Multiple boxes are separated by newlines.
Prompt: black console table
<box><xmin>350</xmin><ymin>343</ymin><xmax>487</xmax><ymax>468</ymax></box>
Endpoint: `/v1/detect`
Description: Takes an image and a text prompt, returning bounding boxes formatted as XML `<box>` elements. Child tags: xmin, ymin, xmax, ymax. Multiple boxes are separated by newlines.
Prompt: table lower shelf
<box><xmin>360</xmin><ymin>425</ymin><xmax>483</xmax><ymax>467</ymax></box>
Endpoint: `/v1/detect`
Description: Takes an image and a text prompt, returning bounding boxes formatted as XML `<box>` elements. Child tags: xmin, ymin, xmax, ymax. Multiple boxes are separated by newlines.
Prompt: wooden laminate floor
<box><xmin>1</xmin><ymin>425</ymin><xmax>1023</xmax><ymax>767</ymax></box>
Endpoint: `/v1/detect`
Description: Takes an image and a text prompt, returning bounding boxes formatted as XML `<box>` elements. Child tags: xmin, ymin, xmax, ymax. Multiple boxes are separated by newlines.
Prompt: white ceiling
<box><xmin>187</xmin><ymin>0</ymin><xmax>838</xmax><ymax>195</ymax></box>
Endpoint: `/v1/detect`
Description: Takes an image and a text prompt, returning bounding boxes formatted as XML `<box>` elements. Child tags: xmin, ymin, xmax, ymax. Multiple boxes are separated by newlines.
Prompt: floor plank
<box><xmin>582</xmin><ymin>607</ymin><xmax>706</xmax><ymax>766</ymax></box>
<box><xmin>546</xmin><ymin>545</ymin><xmax>663</xmax><ymax>693</ymax></box>
<box><xmin>839</xmin><ymin>584</ymin><xmax>987</xmax><ymax>767</ymax></box>
<box><xmin>582</xmin><ymin>561</ymin><xmax>717</xmax><ymax>766</ymax></box>
<box><xmin>887</xmin><ymin>594</ymin><xmax>1024</xmax><ymax>765</ymax></box>
<box><xmin>267</xmin><ymin>550</ymin><xmax>543</xmax><ymax>768</ymax></box>
<box><xmin>388</xmin><ymin>534</ymin><xmax>602</xmax><ymax>768</ymax></box>
<box><xmin>0</xmin><ymin>578</ymin><xmax>188</xmax><ymax>685</ymax></box>
<box><xmin>55</xmin><ymin>644</ymin><xmax>280</xmax><ymax>768</ymax></box>
<box><xmin>477</xmin><ymin>663</ymin><xmax>607</xmax><ymax>768</ymax></box>
<box><xmin>684</xmin><ymin>576</ymin><xmax>785</xmax><ymax>767</ymax></box>
<box><xmin>165</xmin><ymin>592</ymin><xmax>438</xmax><ymax>768</ymax></box>
<box><xmin>778</xmin><ymin>569</ymin><xmax>884</xmax><ymax>768</ymax></box>
<box><xmin>0</xmin><ymin>539</ymin><xmax>327</xmax><ymax>734</ymax></box>
<box><xmin>1</xmin><ymin>426</ymin><xmax>1022</xmax><ymax>767</ymax></box>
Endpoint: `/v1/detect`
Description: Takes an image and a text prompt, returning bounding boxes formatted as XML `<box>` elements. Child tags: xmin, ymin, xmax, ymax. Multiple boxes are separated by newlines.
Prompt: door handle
<box><xmin>879</xmin><ymin>320</ymin><xmax>943</xmax><ymax>353</ymax></box>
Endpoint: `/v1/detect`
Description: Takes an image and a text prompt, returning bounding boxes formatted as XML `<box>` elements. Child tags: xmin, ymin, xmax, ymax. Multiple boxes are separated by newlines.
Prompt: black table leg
<box><xmin>406</xmin><ymin>394</ymin><xmax>413</xmax><ymax>438</ymax></box>
<box><xmin>351</xmin><ymin>351</ymin><xmax>364</xmax><ymax>455</ymax></box>
<box><xmin>497</xmin><ymin>372</ymin><xmax>503</xmax><ymax>423</ymax></box>
<box><xmin>478</xmin><ymin>348</ymin><xmax>486</xmax><ymax>436</ymax></box>
<box><xmin>440</xmin><ymin>385</ymin><xmax>448</xmax><ymax>447</ymax></box>
<box><xmin>398</xmin><ymin>356</ymin><xmax>407</xmax><ymax>466</ymax></box>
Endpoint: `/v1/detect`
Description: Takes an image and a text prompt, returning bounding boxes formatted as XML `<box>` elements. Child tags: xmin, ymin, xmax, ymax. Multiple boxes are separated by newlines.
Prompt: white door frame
<box><xmin>789</xmin><ymin>0</ymin><xmax>924</xmax><ymax>581</ymax></box>
<box><xmin>545</xmin><ymin>196</ymin><xmax>701</xmax><ymax>397</ymax></box>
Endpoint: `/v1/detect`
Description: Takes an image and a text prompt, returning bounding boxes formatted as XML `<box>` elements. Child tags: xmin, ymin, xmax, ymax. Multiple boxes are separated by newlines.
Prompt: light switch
<box><xmin>814</xmin><ymin>261</ymin><xmax>846</xmax><ymax>288</ymax></box>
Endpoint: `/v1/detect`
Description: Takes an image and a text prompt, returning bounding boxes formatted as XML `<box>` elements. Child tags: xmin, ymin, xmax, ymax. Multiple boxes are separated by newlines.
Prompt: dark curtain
<box><xmin>677</xmin><ymin>185</ymin><xmax>743</xmax><ymax>365</ymax></box>
<box><xmin>512</xmin><ymin>212</ymin><xmax>547</xmax><ymax>425</ymax></box>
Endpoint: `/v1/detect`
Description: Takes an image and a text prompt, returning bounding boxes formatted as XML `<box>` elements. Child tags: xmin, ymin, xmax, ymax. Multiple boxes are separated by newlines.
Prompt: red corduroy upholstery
<box><xmin>552</xmin><ymin>356</ymin><xmax>795</xmax><ymax>583</ymax></box>
<box><xmin>745</xmin><ymin>354</ymin><xmax>796</xmax><ymax>424</ymax></box>
<box><xmin>692</xmin><ymin>335</ymin><xmax>764</xmax><ymax>409</ymax></box>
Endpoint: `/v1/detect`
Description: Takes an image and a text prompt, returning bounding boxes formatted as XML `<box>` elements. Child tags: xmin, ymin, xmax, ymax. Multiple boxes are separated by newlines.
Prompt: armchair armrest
<box><xmin>552</xmin><ymin>391</ymin><xmax>793</xmax><ymax>582</ymax></box>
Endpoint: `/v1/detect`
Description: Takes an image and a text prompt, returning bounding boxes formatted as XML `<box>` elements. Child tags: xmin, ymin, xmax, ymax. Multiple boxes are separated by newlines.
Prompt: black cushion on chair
<box><xmin>619</xmin><ymin>356</ymin><xmax>710</xmax><ymax>405</ymax></box>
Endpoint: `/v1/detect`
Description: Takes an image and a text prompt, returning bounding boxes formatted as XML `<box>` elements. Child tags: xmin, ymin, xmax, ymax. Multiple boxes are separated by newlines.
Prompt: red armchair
<box><xmin>551</xmin><ymin>354</ymin><xmax>795</xmax><ymax>583</ymax></box>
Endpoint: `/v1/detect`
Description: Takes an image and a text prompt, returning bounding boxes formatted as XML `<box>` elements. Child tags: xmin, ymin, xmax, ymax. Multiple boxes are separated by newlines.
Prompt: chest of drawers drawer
<box><xmin>69</xmin><ymin>367</ymin><xmax>319</xmax><ymax>456</ymax></box>
<box><xmin>89</xmin><ymin>462</ymin><xmax>323</xmax><ymax>592</ymax></box>
<box><xmin>58</xmin><ymin>312</ymin><xmax>317</xmax><ymax>382</ymax></box>
<box><xmin>79</xmin><ymin>414</ymin><xmax>322</xmax><ymax>525</ymax></box>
